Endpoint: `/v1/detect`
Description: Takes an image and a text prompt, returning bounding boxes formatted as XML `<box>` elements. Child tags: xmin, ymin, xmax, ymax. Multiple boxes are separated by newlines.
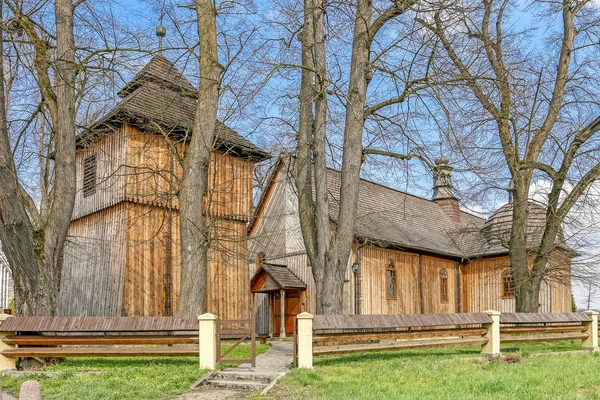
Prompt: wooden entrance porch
<box><xmin>250</xmin><ymin>263</ymin><xmax>307</xmax><ymax>338</ymax></box>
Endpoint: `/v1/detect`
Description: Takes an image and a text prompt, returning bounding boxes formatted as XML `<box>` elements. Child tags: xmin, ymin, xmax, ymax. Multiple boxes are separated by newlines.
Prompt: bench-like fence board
<box><xmin>313</xmin><ymin>313</ymin><xmax>492</xmax><ymax>332</ymax></box>
<box><xmin>0</xmin><ymin>316</ymin><xmax>198</xmax><ymax>332</ymax></box>
<box><xmin>500</xmin><ymin>313</ymin><xmax>591</xmax><ymax>324</ymax></box>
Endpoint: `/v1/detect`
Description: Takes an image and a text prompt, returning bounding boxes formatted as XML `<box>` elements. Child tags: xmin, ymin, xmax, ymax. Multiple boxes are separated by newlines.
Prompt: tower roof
<box><xmin>117</xmin><ymin>54</ymin><xmax>197</xmax><ymax>98</ymax></box>
<box><xmin>79</xmin><ymin>55</ymin><xmax>269</xmax><ymax>161</ymax></box>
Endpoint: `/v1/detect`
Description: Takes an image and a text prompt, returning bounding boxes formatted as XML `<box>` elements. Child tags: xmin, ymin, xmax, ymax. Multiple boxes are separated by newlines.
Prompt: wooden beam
<box><xmin>313</xmin><ymin>337</ymin><xmax>488</xmax><ymax>356</ymax></box>
<box><xmin>280</xmin><ymin>289</ymin><xmax>286</xmax><ymax>338</ymax></box>
<box><xmin>455</xmin><ymin>261</ymin><xmax>461</xmax><ymax>313</ymax></box>
<box><xmin>3</xmin><ymin>335</ymin><xmax>197</xmax><ymax>346</ymax></box>
<box><xmin>313</xmin><ymin>328</ymin><xmax>488</xmax><ymax>343</ymax></box>
<box><xmin>1</xmin><ymin>346</ymin><xmax>198</xmax><ymax>358</ymax></box>
<box><xmin>419</xmin><ymin>254</ymin><xmax>424</xmax><ymax>314</ymax></box>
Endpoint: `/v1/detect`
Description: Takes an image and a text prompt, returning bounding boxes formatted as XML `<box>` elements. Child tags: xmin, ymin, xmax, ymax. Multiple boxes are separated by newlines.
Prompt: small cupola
<box><xmin>432</xmin><ymin>155</ymin><xmax>460</xmax><ymax>223</ymax></box>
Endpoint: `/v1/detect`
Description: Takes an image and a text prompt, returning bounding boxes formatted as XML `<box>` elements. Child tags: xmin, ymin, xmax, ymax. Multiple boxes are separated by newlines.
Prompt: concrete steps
<box><xmin>194</xmin><ymin>369</ymin><xmax>283</xmax><ymax>392</ymax></box>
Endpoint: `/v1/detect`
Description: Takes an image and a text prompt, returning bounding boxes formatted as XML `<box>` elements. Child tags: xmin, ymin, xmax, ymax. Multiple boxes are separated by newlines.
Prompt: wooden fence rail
<box><xmin>0</xmin><ymin>313</ymin><xmax>251</xmax><ymax>372</ymax></box>
<box><xmin>294</xmin><ymin>310</ymin><xmax>599</xmax><ymax>369</ymax></box>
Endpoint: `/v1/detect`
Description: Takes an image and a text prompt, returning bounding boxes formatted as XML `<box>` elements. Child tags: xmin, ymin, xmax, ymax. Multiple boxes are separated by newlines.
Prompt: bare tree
<box><xmin>296</xmin><ymin>0</ymin><xmax>419</xmax><ymax>314</ymax></box>
<box><xmin>0</xmin><ymin>0</ymin><xmax>77</xmax><ymax>316</ymax></box>
<box><xmin>418</xmin><ymin>0</ymin><xmax>600</xmax><ymax>311</ymax></box>
<box><xmin>177</xmin><ymin>0</ymin><xmax>223</xmax><ymax>316</ymax></box>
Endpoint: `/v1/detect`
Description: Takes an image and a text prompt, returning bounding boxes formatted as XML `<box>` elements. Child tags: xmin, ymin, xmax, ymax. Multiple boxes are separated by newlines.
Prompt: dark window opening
<box><xmin>386</xmin><ymin>260</ymin><xmax>396</xmax><ymax>299</ymax></box>
<box><xmin>83</xmin><ymin>153</ymin><xmax>97</xmax><ymax>197</ymax></box>
<box><xmin>502</xmin><ymin>269</ymin><xmax>516</xmax><ymax>298</ymax></box>
<box><xmin>440</xmin><ymin>269</ymin><xmax>448</xmax><ymax>303</ymax></box>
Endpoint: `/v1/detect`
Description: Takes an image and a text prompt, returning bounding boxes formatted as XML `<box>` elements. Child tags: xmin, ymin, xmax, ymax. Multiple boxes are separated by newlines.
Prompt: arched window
<box><xmin>386</xmin><ymin>260</ymin><xmax>396</xmax><ymax>299</ymax></box>
<box><xmin>502</xmin><ymin>269</ymin><xmax>516</xmax><ymax>298</ymax></box>
<box><xmin>440</xmin><ymin>269</ymin><xmax>448</xmax><ymax>303</ymax></box>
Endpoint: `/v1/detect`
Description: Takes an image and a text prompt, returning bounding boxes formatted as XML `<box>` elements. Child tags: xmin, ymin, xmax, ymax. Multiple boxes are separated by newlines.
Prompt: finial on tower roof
<box><xmin>156</xmin><ymin>9</ymin><xmax>166</xmax><ymax>53</ymax></box>
<box><xmin>507</xmin><ymin>178</ymin><xmax>514</xmax><ymax>203</ymax></box>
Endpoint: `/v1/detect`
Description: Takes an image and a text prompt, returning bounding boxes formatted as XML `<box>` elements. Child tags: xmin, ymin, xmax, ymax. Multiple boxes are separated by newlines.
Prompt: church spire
<box><xmin>156</xmin><ymin>10</ymin><xmax>166</xmax><ymax>54</ymax></box>
<box><xmin>432</xmin><ymin>151</ymin><xmax>461</xmax><ymax>223</ymax></box>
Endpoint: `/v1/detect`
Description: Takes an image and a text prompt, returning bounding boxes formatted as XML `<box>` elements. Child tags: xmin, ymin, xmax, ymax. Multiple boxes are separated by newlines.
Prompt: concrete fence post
<box><xmin>0</xmin><ymin>312</ymin><xmax>16</xmax><ymax>370</ymax></box>
<box><xmin>481</xmin><ymin>310</ymin><xmax>501</xmax><ymax>359</ymax></box>
<box><xmin>296</xmin><ymin>312</ymin><xmax>313</xmax><ymax>369</ymax></box>
<box><xmin>198</xmin><ymin>313</ymin><xmax>218</xmax><ymax>370</ymax></box>
<box><xmin>583</xmin><ymin>310</ymin><xmax>599</xmax><ymax>352</ymax></box>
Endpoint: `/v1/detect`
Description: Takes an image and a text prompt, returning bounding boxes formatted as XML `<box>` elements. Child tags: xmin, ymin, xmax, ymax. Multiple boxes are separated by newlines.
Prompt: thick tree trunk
<box><xmin>43</xmin><ymin>0</ymin><xmax>77</xmax><ymax>314</ymax></box>
<box><xmin>177</xmin><ymin>0</ymin><xmax>222</xmax><ymax>316</ymax></box>
<box><xmin>0</xmin><ymin>0</ymin><xmax>76</xmax><ymax>316</ymax></box>
<box><xmin>312</xmin><ymin>0</ymin><xmax>331</xmax><ymax>315</ymax></box>
<box><xmin>319</xmin><ymin>0</ymin><xmax>373</xmax><ymax>315</ymax></box>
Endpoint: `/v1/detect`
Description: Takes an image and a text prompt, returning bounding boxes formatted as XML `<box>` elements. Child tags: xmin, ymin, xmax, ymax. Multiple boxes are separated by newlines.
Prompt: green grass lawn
<box><xmin>0</xmin><ymin>343</ymin><xmax>270</xmax><ymax>400</ymax></box>
<box><xmin>261</xmin><ymin>341</ymin><xmax>600</xmax><ymax>400</ymax></box>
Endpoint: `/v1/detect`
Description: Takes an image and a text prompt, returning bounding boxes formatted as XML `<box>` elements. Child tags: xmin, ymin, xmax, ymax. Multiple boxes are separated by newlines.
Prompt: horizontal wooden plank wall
<box><xmin>73</xmin><ymin>127</ymin><xmax>127</xmax><ymax>219</ymax></box>
<box><xmin>359</xmin><ymin>246</ymin><xmax>420</xmax><ymax>315</ymax></box>
<box><xmin>60</xmin><ymin>204</ymin><xmax>127</xmax><ymax>316</ymax></box>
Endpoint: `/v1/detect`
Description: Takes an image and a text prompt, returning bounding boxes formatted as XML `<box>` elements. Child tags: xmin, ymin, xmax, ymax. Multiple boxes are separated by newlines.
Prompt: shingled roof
<box><xmin>79</xmin><ymin>55</ymin><xmax>269</xmax><ymax>161</ymax></box>
<box><xmin>325</xmin><ymin>168</ymin><xmax>485</xmax><ymax>258</ymax></box>
<box><xmin>251</xmin><ymin>263</ymin><xmax>307</xmax><ymax>291</ymax></box>
<box><xmin>450</xmin><ymin>201</ymin><xmax>573</xmax><ymax>258</ymax></box>
<box><xmin>255</xmin><ymin>157</ymin><xmax>572</xmax><ymax>260</ymax></box>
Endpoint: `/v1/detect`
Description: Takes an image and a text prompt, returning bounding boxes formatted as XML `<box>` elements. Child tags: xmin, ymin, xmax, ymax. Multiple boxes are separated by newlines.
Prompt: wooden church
<box><xmin>59</xmin><ymin>54</ymin><xmax>269</xmax><ymax>318</ymax></box>
<box><xmin>59</xmin><ymin>54</ymin><xmax>573</xmax><ymax>330</ymax></box>
<box><xmin>248</xmin><ymin>156</ymin><xmax>574</xmax><ymax>337</ymax></box>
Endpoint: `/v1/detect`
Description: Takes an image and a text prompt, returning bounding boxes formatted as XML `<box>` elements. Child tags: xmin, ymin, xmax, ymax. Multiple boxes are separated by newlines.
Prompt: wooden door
<box><xmin>273</xmin><ymin>291</ymin><xmax>301</xmax><ymax>336</ymax></box>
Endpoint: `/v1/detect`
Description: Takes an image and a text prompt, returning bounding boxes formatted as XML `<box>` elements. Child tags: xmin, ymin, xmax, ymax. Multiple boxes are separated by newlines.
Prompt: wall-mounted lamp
<box><xmin>352</xmin><ymin>262</ymin><xmax>360</xmax><ymax>274</ymax></box>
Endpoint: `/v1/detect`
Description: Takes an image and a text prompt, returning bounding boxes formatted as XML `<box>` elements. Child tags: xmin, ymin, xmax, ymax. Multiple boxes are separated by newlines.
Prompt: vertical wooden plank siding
<box><xmin>67</xmin><ymin>124</ymin><xmax>256</xmax><ymax>318</ymax></box>
<box><xmin>122</xmin><ymin>203</ymin><xmax>181</xmax><ymax>316</ymax></box>
<box><xmin>421</xmin><ymin>255</ymin><xmax>456</xmax><ymax>314</ymax></box>
<box><xmin>461</xmin><ymin>257</ymin><xmax>515</xmax><ymax>313</ymax></box>
<box><xmin>248</xmin><ymin>169</ymin><xmax>287</xmax><ymax>259</ymax></box>
<box><xmin>358</xmin><ymin>246</ymin><xmax>420</xmax><ymax>315</ymax></box>
<box><xmin>204</xmin><ymin>219</ymin><xmax>251</xmax><ymax>319</ymax></box>
<box><xmin>124</xmin><ymin>125</ymin><xmax>180</xmax><ymax>209</ymax></box>
<box><xmin>550</xmin><ymin>252</ymin><xmax>573</xmax><ymax>312</ymax></box>
<box><xmin>123</xmin><ymin>124</ymin><xmax>254</xmax><ymax>220</ymax></box>
<box><xmin>73</xmin><ymin>127</ymin><xmax>127</xmax><ymax>219</ymax></box>
<box><xmin>462</xmin><ymin>255</ymin><xmax>571</xmax><ymax>313</ymax></box>
<box><xmin>60</xmin><ymin>204</ymin><xmax>127</xmax><ymax>316</ymax></box>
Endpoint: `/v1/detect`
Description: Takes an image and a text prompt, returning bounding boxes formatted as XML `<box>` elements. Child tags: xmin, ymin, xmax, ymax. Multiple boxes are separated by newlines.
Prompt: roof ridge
<box><xmin>118</xmin><ymin>54</ymin><xmax>197</xmax><ymax>98</ymax></box>
<box><xmin>325</xmin><ymin>166</ymin><xmax>485</xmax><ymax>223</ymax></box>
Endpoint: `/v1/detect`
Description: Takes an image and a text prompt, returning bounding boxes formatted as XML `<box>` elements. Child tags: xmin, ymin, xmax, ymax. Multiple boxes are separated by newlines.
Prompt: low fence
<box><xmin>294</xmin><ymin>311</ymin><xmax>599</xmax><ymax>369</ymax></box>
<box><xmin>0</xmin><ymin>313</ymin><xmax>254</xmax><ymax>371</ymax></box>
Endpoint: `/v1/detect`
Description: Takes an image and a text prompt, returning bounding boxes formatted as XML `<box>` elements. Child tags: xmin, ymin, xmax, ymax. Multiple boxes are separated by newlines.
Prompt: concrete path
<box><xmin>170</xmin><ymin>342</ymin><xmax>293</xmax><ymax>400</ymax></box>
<box><xmin>1</xmin><ymin>391</ymin><xmax>17</xmax><ymax>400</ymax></box>
<box><xmin>238</xmin><ymin>341</ymin><xmax>293</xmax><ymax>372</ymax></box>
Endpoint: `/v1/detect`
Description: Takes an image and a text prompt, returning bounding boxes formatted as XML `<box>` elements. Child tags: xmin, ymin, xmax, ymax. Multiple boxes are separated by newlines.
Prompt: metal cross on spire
<box><xmin>156</xmin><ymin>9</ymin><xmax>166</xmax><ymax>53</ymax></box>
